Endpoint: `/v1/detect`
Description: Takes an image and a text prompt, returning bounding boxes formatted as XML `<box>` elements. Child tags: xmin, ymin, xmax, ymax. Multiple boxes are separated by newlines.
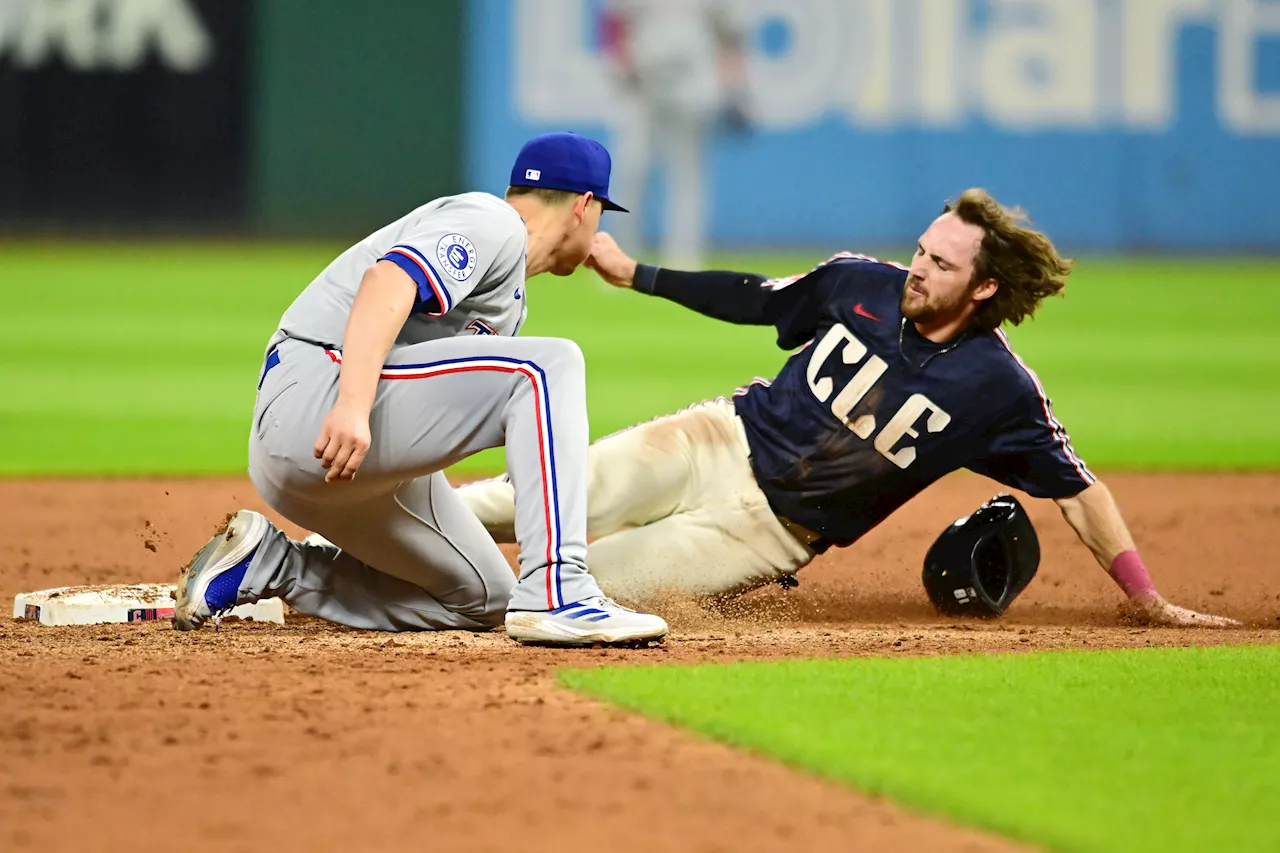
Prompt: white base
<box><xmin>13</xmin><ymin>584</ymin><xmax>285</xmax><ymax>626</ymax></box>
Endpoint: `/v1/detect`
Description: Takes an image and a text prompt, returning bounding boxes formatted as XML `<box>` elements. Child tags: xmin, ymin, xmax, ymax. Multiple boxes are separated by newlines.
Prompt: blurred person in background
<box><xmin>600</xmin><ymin>0</ymin><xmax>750</xmax><ymax>270</ymax></box>
<box><xmin>0</xmin><ymin>0</ymin><xmax>32</xmax><ymax>44</ymax></box>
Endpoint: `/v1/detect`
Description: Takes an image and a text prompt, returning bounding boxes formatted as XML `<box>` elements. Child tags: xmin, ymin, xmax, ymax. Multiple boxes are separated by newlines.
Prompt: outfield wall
<box><xmin>251</xmin><ymin>0</ymin><xmax>465</xmax><ymax>235</ymax></box>
<box><xmin>0</xmin><ymin>0</ymin><xmax>466</xmax><ymax>235</ymax></box>
<box><xmin>0</xmin><ymin>0</ymin><xmax>254</xmax><ymax>229</ymax></box>
<box><xmin>468</xmin><ymin>0</ymin><xmax>1280</xmax><ymax>250</ymax></box>
<box><xmin>1</xmin><ymin>1</ymin><xmax>1277</xmax><ymax>248</ymax></box>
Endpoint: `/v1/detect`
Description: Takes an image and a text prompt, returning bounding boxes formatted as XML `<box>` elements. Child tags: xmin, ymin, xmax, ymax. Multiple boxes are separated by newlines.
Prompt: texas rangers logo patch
<box><xmin>437</xmin><ymin>234</ymin><xmax>477</xmax><ymax>282</ymax></box>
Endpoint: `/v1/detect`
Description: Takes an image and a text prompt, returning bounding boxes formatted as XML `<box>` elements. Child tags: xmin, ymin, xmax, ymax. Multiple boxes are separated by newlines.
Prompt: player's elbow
<box><xmin>1055</xmin><ymin>479</ymin><xmax>1105</xmax><ymax>511</ymax></box>
<box><xmin>365</xmin><ymin>259</ymin><xmax>410</xmax><ymax>288</ymax></box>
<box><xmin>1054</xmin><ymin>480</ymin><xmax>1119</xmax><ymax>541</ymax></box>
<box><xmin>359</xmin><ymin>261</ymin><xmax>419</xmax><ymax>309</ymax></box>
<box><xmin>1054</xmin><ymin>484</ymin><xmax>1096</xmax><ymax>532</ymax></box>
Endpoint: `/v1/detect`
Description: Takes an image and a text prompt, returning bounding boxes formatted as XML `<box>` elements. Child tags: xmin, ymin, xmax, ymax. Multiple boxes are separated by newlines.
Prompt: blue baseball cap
<box><xmin>509</xmin><ymin>132</ymin><xmax>628</xmax><ymax>213</ymax></box>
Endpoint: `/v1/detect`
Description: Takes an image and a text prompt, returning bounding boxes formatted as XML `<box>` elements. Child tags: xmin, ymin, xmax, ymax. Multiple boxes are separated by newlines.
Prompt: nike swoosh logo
<box><xmin>853</xmin><ymin>303</ymin><xmax>881</xmax><ymax>322</ymax></box>
<box><xmin>514</xmin><ymin>288</ymin><xmax>522</xmax><ymax>300</ymax></box>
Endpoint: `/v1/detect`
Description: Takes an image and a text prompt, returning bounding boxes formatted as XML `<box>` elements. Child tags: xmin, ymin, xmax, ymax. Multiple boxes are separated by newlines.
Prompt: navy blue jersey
<box><xmin>636</xmin><ymin>256</ymin><xmax>1095</xmax><ymax>550</ymax></box>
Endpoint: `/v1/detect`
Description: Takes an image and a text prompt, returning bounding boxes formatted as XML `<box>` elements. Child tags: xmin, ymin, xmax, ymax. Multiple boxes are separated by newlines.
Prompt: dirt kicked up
<box><xmin>1</xmin><ymin>474</ymin><xmax>1277</xmax><ymax>853</ymax></box>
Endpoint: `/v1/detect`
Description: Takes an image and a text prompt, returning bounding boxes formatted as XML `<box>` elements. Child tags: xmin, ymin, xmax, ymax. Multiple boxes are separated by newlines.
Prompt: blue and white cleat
<box><xmin>505</xmin><ymin>597</ymin><xmax>668</xmax><ymax>646</ymax></box>
<box><xmin>174</xmin><ymin>509</ymin><xmax>269</xmax><ymax>631</ymax></box>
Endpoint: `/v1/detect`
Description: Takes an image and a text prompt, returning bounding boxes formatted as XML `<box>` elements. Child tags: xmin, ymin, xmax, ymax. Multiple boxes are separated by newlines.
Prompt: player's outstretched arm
<box><xmin>586</xmin><ymin>232</ymin><xmax>775</xmax><ymax>325</ymax></box>
<box><xmin>313</xmin><ymin>261</ymin><xmax>417</xmax><ymax>482</ymax></box>
<box><xmin>1054</xmin><ymin>481</ymin><xmax>1240</xmax><ymax>627</ymax></box>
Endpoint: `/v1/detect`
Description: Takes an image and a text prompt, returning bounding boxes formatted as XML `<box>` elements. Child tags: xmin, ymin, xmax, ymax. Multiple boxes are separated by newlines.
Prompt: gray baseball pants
<box><xmin>239</xmin><ymin>335</ymin><xmax>603</xmax><ymax>631</ymax></box>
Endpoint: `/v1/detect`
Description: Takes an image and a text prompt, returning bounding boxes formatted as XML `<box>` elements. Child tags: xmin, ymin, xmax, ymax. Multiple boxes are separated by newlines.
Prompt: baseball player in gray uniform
<box><xmin>173</xmin><ymin>132</ymin><xmax>668</xmax><ymax>646</ymax></box>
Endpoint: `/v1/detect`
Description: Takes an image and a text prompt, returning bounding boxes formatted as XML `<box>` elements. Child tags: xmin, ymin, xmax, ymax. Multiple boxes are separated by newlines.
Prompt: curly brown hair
<box><xmin>945</xmin><ymin>189</ymin><xmax>1073</xmax><ymax>330</ymax></box>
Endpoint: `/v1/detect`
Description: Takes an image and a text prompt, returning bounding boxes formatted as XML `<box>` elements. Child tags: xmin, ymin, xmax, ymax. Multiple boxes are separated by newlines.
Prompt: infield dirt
<box><xmin>1</xmin><ymin>474</ymin><xmax>1277</xmax><ymax>853</ymax></box>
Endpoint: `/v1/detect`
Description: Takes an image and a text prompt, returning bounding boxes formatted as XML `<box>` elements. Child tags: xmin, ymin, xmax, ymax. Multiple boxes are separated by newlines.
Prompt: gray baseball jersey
<box><xmin>269</xmin><ymin>192</ymin><xmax>529</xmax><ymax>353</ymax></box>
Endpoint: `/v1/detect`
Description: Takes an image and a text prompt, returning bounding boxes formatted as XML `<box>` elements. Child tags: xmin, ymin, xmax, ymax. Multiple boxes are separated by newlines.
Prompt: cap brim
<box><xmin>600</xmin><ymin>198</ymin><xmax>629</xmax><ymax>213</ymax></box>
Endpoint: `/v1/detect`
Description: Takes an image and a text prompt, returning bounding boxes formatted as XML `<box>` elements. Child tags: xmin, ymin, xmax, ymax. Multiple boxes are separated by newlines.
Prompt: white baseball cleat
<box><xmin>505</xmin><ymin>597</ymin><xmax>668</xmax><ymax>646</ymax></box>
<box><xmin>174</xmin><ymin>509</ymin><xmax>270</xmax><ymax>631</ymax></box>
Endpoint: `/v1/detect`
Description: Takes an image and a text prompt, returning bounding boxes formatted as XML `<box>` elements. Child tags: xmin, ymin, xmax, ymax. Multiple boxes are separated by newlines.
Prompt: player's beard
<box><xmin>900</xmin><ymin>274</ymin><xmax>970</xmax><ymax>325</ymax></box>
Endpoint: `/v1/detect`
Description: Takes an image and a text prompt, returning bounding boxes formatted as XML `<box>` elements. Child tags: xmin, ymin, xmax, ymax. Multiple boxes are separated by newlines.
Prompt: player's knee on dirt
<box><xmin>440</xmin><ymin>553</ymin><xmax>514</xmax><ymax>630</ymax></box>
<box><xmin>452</xmin><ymin>580</ymin><xmax>511</xmax><ymax>629</ymax></box>
<box><xmin>457</xmin><ymin>598</ymin><xmax>507</xmax><ymax>630</ymax></box>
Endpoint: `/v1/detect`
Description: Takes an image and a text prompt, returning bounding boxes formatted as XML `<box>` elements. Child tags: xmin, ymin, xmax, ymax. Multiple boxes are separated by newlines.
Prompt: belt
<box><xmin>258</xmin><ymin>346</ymin><xmax>282</xmax><ymax>389</ymax></box>
<box><xmin>777</xmin><ymin>515</ymin><xmax>824</xmax><ymax>550</ymax></box>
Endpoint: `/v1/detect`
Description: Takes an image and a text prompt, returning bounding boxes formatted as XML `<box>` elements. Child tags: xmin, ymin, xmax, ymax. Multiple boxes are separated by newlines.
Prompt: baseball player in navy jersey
<box><xmin>173</xmin><ymin>132</ymin><xmax>668</xmax><ymax>646</ymax></box>
<box><xmin>459</xmin><ymin>189</ymin><xmax>1237</xmax><ymax>628</ymax></box>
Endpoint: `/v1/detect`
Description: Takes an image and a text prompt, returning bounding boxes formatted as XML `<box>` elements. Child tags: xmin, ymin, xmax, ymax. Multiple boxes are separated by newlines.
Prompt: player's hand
<box><xmin>1129</xmin><ymin>595</ymin><xmax>1241</xmax><ymax>628</ymax></box>
<box><xmin>585</xmin><ymin>232</ymin><xmax>637</xmax><ymax>288</ymax></box>
<box><xmin>313</xmin><ymin>400</ymin><xmax>372</xmax><ymax>483</ymax></box>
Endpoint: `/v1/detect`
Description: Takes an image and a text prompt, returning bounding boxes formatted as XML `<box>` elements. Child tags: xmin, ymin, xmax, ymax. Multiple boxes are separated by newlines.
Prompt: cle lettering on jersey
<box><xmin>733</xmin><ymin>257</ymin><xmax>1094</xmax><ymax>549</ymax></box>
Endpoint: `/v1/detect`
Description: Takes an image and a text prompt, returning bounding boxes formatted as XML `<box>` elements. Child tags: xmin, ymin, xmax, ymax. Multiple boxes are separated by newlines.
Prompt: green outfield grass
<box><xmin>1</xmin><ymin>242</ymin><xmax>1277</xmax><ymax>474</ymax></box>
<box><xmin>563</xmin><ymin>645</ymin><xmax>1280</xmax><ymax>853</ymax></box>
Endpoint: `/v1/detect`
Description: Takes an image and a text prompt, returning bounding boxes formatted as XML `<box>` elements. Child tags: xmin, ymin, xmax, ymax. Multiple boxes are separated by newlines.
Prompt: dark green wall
<box><xmin>252</xmin><ymin>1</ymin><xmax>465</xmax><ymax>235</ymax></box>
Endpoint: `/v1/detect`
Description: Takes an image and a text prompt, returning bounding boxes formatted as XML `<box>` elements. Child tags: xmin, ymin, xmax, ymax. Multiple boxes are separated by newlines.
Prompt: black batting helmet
<box><xmin>922</xmin><ymin>493</ymin><xmax>1040</xmax><ymax>618</ymax></box>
